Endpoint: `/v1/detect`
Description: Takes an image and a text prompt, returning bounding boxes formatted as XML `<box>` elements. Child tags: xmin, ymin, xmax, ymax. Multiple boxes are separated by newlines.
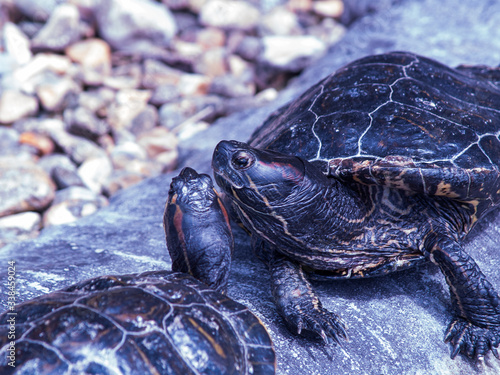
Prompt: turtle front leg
<box><xmin>269</xmin><ymin>254</ymin><xmax>347</xmax><ymax>345</ymax></box>
<box><xmin>425</xmin><ymin>235</ymin><xmax>500</xmax><ymax>359</ymax></box>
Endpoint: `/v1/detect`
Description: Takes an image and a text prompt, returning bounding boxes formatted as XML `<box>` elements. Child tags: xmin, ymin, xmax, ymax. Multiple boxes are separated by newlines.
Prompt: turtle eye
<box><xmin>231</xmin><ymin>151</ymin><xmax>254</xmax><ymax>170</ymax></box>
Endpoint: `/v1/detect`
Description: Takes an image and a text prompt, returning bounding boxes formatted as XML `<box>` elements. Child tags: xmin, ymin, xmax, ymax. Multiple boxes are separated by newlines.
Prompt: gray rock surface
<box><xmin>2</xmin><ymin>0</ymin><xmax>500</xmax><ymax>374</ymax></box>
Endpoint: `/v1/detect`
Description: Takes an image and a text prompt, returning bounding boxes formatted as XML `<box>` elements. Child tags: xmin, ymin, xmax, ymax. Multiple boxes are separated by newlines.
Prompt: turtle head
<box><xmin>165</xmin><ymin>167</ymin><xmax>233</xmax><ymax>293</ymax></box>
<box><xmin>212</xmin><ymin>140</ymin><xmax>308</xmax><ymax>212</ymax></box>
<box><xmin>167</xmin><ymin>167</ymin><xmax>216</xmax><ymax>211</ymax></box>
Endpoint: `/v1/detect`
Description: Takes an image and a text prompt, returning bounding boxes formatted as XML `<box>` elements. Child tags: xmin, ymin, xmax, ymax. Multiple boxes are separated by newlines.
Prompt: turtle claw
<box><xmin>284</xmin><ymin>303</ymin><xmax>347</xmax><ymax>345</ymax></box>
<box><xmin>445</xmin><ymin>317</ymin><xmax>500</xmax><ymax>360</ymax></box>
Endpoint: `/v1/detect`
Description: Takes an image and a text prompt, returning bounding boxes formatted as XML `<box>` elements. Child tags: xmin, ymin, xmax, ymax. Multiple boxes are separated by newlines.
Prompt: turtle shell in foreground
<box><xmin>250</xmin><ymin>51</ymin><xmax>500</xmax><ymax>220</ymax></box>
<box><xmin>0</xmin><ymin>271</ymin><xmax>275</xmax><ymax>375</ymax></box>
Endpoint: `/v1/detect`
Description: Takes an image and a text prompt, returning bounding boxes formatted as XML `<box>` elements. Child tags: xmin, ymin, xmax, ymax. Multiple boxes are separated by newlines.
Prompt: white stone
<box><xmin>3</xmin><ymin>22</ymin><xmax>32</xmax><ymax>66</ymax></box>
<box><xmin>199</xmin><ymin>0</ymin><xmax>260</xmax><ymax>31</ymax></box>
<box><xmin>259</xmin><ymin>6</ymin><xmax>301</xmax><ymax>36</ymax></box>
<box><xmin>96</xmin><ymin>0</ymin><xmax>177</xmax><ymax>49</ymax></box>
<box><xmin>78</xmin><ymin>156</ymin><xmax>113</xmax><ymax>194</ymax></box>
<box><xmin>0</xmin><ymin>90</ymin><xmax>38</xmax><ymax>124</ymax></box>
<box><xmin>260</xmin><ymin>35</ymin><xmax>327</xmax><ymax>71</ymax></box>
<box><xmin>31</xmin><ymin>3</ymin><xmax>81</xmax><ymax>51</ymax></box>
<box><xmin>0</xmin><ymin>212</ymin><xmax>41</xmax><ymax>232</ymax></box>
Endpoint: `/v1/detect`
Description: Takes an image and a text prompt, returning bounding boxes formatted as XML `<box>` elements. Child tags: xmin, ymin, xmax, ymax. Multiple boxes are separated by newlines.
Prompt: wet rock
<box><xmin>35</xmin><ymin>72</ymin><xmax>81</xmax><ymax>112</ymax></box>
<box><xmin>49</xmin><ymin>129</ymin><xmax>107</xmax><ymax>165</ymax></box>
<box><xmin>3</xmin><ymin>22</ymin><xmax>32</xmax><ymax>66</ymax></box>
<box><xmin>64</xmin><ymin>106</ymin><xmax>111</xmax><ymax>141</ymax></box>
<box><xmin>0</xmin><ymin>157</ymin><xmax>56</xmax><ymax>217</ymax></box>
<box><xmin>95</xmin><ymin>0</ymin><xmax>177</xmax><ymax>50</ymax></box>
<box><xmin>0</xmin><ymin>90</ymin><xmax>38</xmax><ymax>124</ymax></box>
<box><xmin>0</xmin><ymin>212</ymin><xmax>41</xmax><ymax>247</ymax></box>
<box><xmin>65</xmin><ymin>38</ymin><xmax>112</xmax><ymax>85</ymax></box>
<box><xmin>31</xmin><ymin>3</ymin><xmax>82</xmax><ymax>52</ymax></box>
<box><xmin>77</xmin><ymin>155</ymin><xmax>113</xmax><ymax>194</ymax></box>
<box><xmin>260</xmin><ymin>35</ymin><xmax>327</xmax><ymax>71</ymax></box>
<box><xmin>42</xmin><ymin>186</ymin><xmax>108</xmax><ymax>227</ymax></box>
<box><xmin>199</xmin><ymin>0</ymin><xmax>260</xmax><ymax>31</ymax></box>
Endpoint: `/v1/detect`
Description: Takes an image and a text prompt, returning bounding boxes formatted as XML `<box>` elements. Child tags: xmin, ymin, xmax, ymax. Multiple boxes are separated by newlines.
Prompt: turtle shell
<box><xmin>0</xmin><ymin>270</ymin><xmax>275</xmax><ymax>375</ymax></box>
<box><xmin>250</xmin><ymin>51</ymin><xmax>500</xmax><ymax>220</ymax></box>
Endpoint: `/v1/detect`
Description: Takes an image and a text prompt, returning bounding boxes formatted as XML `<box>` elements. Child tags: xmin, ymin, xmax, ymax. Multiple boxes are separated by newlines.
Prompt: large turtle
<box><xmin>211</xmin><ymin>51</ymin><xmax>500</xmax><ymax>359</ymax></box>
<box><xmin>0</xmin><ymin>167</ymin><xmax>275</xmax><ymax>375</ymax></box>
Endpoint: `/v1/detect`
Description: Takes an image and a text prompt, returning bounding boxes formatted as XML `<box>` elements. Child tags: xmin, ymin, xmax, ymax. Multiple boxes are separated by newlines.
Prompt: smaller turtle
<box><xmin>0</xmin><ymin>167</ymin><xmax>275</xmax><ymax>375</ymax></box>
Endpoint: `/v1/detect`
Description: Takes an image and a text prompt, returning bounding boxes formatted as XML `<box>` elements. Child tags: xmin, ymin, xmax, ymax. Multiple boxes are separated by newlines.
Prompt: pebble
<box><xmin>14</xmin><ymin>0</ymin><xmax>58</xmax><ymax>21</ymax></box>
<box><xmin>312</xmin><ymin>0</ymin><xmax>344</xmax><ymax>18</ymax></box>
<box><xmin>0</xmin><ymin>157</ymin><xmax>56</xmax><ymax>217</ymax></box>
<box><xmin>0</xmin><ymin>90</ymin><xmax>38</xmax><ymax>124</ymax></box>
<box><xmin>35</xmin><ymin>73</ymin><xmax>81</xmax><ymax>112</ymax></box>
<box><xmin>31</xmin><ymin>3</ymin><xmax>82</xmax><ymax>52</ymax></box>
<box><xmin>42</xmin><ymin>186</ymin><xmax>108</xmax><ymax>227</ymax></box>
<box><xmin>0</xmin><ymin>212</ymin><xmax>41</xmax><ymax>247</ymax></box>
<box><xmin>65</xmin><ymin>38</ymin><xmax>112</xmax><ymax>85</ymax></box>
<box><xmin>38</xmin><ymin>153</ymin><xmax>85</xmax><ymax>190</ymax></box>
<box><xmin>259</xmin><ymin>6</ymin><xmax>301</xmax><ymax>36</ymax></box>
<box><xmin>77</xmin><ymin>155</ymin><xmax>113</xmax><ymax>194</ymax></box>
<box><xmin>136</xmin><ymin>127</ymin><xmax>178</xmax><ymax>160</ymax></box>
<box><xmin>95</xmin><ymin>0</ymin><xmax>177</xmax><ymax>50</ymax></box>
<box><xmin>128</xmin><ymin>105</ymin><xmax>159</xmax><ymax>136</ymax></box>
<box><xmin>199</xmin><ymin>0</ymin><xmax>261</xmax><ymax>31</ymax></box>
<box><xmin>107</xmin><ymin>89</ymin><xmax>152</xmax><ymax>131</ymax></box>
<box><xmin>3</xmin><ymin>22</ymin><xmax>32</xmax><ymax>66</ymax></box>
<box><xmin>260</xmin><ymin>35</ymin><xmax>327</xmax><ymax>71</ymax></box>
<box><xmin>19</xmin><ymin>132</ymin><xmax>55</xmax><ymax>155</ymax></box>
<box><xmin>49</xmin><ymin>129</ymin><xmax>107</xmax><ymax>165</ymax></box>
<box><xmin>64</xmin><ymin>106</ymin><xmax>111</xmax><ymax>141</ymax></box>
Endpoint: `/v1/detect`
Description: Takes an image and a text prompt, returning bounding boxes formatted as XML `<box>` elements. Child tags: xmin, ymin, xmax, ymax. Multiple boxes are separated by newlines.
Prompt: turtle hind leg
<box><xmin>424</xmin><ymin>234</ymin><xmax>500</xmax><ymax>359</ymax></box>
<box><xmin>269</xmin><ymin>254</ymin><xmax>347</xmax><ymax>345</ymax></box>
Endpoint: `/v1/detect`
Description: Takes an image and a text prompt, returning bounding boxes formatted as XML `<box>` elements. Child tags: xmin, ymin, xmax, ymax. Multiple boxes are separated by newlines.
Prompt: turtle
<box><xmin>211</xmin><ymin>51</ymin><xmax>500</xmax><ymax>359</ymax></box>
<box><xmin>0</xmin><ymin>167</ymin><xmax>275</xmax><ymax>375</ymax></box>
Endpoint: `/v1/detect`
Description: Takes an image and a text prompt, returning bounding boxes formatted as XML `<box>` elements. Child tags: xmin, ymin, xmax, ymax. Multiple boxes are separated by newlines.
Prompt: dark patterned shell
<box><xmin>0</xmin><ymin>271</ymin><xmax>275</xmax><ymax>375</ymax></box>
<box><xmin>250</xmin><ymin>52</ymin><xmax>500</xmax><ymax>217</ymax></box>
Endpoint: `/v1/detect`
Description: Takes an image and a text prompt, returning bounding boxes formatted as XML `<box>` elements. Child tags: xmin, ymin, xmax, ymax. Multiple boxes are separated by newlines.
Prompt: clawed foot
<box><xmin>445</xmin><ymin>317</ymin><xmax>500</xmax><ymax>359</ymax></box>
<box><xmin>281</xmin><ymin>302</ymin><xmax>347</xmax><ymax>345</ymax></box>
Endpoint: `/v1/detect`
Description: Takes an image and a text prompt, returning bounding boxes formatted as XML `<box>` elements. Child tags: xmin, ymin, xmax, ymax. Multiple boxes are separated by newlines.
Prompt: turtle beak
<box><xmin>212</xmin><ymin>140</ymin><xmax>249</xmax><ymax>189</ymax></box>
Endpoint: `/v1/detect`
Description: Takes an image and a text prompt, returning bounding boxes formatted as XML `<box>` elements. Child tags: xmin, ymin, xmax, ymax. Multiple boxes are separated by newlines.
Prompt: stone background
<box><xmin>2</xmin><ymin>0</ymin><xmax>500</xmax><ymax>374</ymax></box>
